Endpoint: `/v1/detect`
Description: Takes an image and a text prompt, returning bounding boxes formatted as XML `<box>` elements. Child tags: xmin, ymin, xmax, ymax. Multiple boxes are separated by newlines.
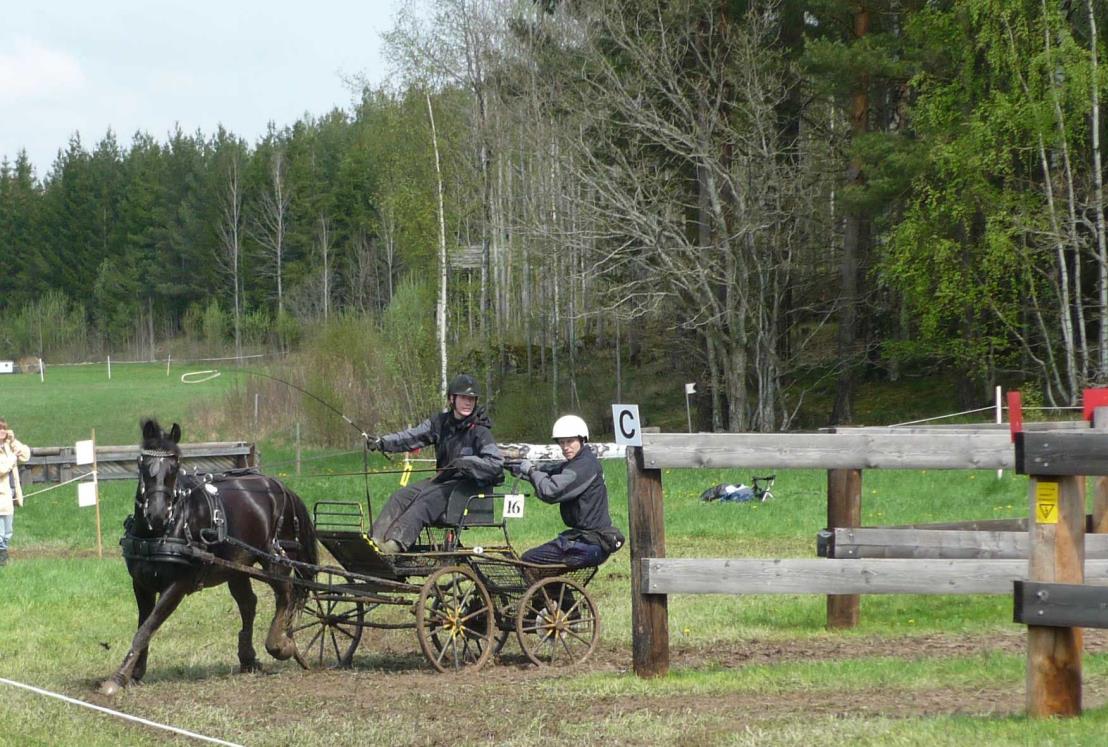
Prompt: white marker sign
<box><xmin>78</xmin><ymin>480</ymin><xmax>98</xmax><ymax>508</ymax></box>
<box><xmin>612</xmin><ymin>404</ymin><xmax>642</xmax><ymax>447</ymax></box>
<box><xmin>502</xmin><ymin>494</ymin><xmax>526</xmax><ymax>519</ymax></box>
<box><xmin>75</xmin><ymin>439</ymin><xmax>95</xmax><ymax>466</ymax></box>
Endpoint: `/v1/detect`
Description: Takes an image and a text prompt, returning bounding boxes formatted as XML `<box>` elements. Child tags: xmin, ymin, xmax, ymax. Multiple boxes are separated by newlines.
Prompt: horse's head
<box><xmin>137</xmin><ymin>419</ymin><xmax>185</xmax><ymax>535</ymax></box>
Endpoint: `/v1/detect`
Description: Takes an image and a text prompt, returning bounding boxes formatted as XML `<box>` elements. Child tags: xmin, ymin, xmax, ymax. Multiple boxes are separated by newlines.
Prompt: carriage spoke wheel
<box><xmin>292</xmin><ymin>571</ymin><xmax>366</xmax><ymax>669</ymax></box>
<box><xmin>416</xmin><ymin>565</ymin><xmax>494</xmax><ymax>673</ymax></box>
<box><xmin>516</xmin><ymin>577</ymin><xmax>599</xmax><ymax>668</ymax></box>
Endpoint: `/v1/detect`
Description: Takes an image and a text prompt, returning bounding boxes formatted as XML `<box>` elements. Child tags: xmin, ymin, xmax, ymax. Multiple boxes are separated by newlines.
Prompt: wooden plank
<box><xmin>827</xmin><ymin>468</ymin><xmax>861</xmax><ymax>628</ymax></box>
<box><xmin>1026</xmin><ymin>475</ymin><xmax>1084</xmax><ymax>717</ymax></box>
<box><xmin>824</xmin><ymin>528</ymin><xmax>1108</xmax><ymax>560</ymax></box>
<box><xmin>641</xmin><ymin>432</ymin><xmax>1014</xmax><ymax>470</ymax></box>
<box><xmin>1016</xmin><ymin>431</ymin><xmax>1108</xmax><ymax>476</ymax></box>
<box><xmin>640</xmin><ymin>558</ymin><xmax>1108</xmax><ymax>595</ymax></box>
<box><xmin>22</xmin><ymin>441</ymin><xmax>256</xmax><ymax>484</ymax></box>
<box><xmin>627</xmin><ymin>446</ymin><xmax>669</xmax><ymax>678</ymax></box>
<box><xmin>885</xmin><ymin>517</ymin><xmax>1031</xmax><ymax>532</ymax></box>
<box><xmin>831</xmin><ymin>422</ymin><xmax>1087</xmax><ymax>433</ymax></box>
<box><xmin>1015</xmin><ymin>580</ymin><xmax>1108</xmax><ymax>629</ymax></box>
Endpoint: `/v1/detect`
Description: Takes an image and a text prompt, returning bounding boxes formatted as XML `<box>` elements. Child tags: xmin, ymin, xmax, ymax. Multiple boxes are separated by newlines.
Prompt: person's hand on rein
<box><xmin>508</xmin><ymin>459</ymin><xmax>533</xmax><ymax>478</ymax></box>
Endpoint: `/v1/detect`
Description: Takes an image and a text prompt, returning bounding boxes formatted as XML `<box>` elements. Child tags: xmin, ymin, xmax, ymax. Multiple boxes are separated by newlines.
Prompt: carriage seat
<box><xmin>432</xmin><ymin>484</ymin><xmax>496</xmax><ymax>528</ymax></box>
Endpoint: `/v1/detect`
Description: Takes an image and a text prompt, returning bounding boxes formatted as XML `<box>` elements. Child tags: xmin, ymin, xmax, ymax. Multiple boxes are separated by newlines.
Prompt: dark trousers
<box><xmin>521</xmin><ymin>535</ymin><xmax>607</xmax><ymax>569</ymax></box>
<box><xmin>370</xmin><ymin>478</ymin><xmax>459</xmax><ymax>549</ymax></box>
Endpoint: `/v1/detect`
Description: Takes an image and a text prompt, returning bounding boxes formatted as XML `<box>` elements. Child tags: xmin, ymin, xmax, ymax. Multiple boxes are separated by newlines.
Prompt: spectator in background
<box><xmin>0</xmin><ymin>419</ymin><xmax>31</xmax><ymax>566</ymax></box>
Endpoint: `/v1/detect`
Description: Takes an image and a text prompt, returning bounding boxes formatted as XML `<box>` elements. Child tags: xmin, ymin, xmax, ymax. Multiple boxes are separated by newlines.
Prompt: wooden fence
<box><xmin>22</xmin><ymin>442</ymin><xmax>256</xmax><ymax>484</ymax></box>
<box><xmin>625</xmin><ymin>426</ymin><xmax>1108</xmax><ymax>679</ymax></box>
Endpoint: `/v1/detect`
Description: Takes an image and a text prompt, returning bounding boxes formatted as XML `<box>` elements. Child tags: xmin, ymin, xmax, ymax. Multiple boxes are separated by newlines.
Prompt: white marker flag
<box><xmin>685</xmin><ymin>382</ymin><xmax>696</xmax><ymax>395</ymax></box>
<box><xmin>75</xmin><ymin>440</ymin><xmax>95</xmax><ymax>466</ymax></box>
<box><xmin>78</xmin><ymin>481</ymin><xmax>98</xmax><ymax>508</ymax></box>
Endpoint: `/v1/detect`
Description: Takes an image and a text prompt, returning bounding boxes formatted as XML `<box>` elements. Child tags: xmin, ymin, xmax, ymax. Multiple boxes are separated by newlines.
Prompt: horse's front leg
<box><xmin>227</xmin><ymin>574</ymin><xmax>260</xmax><ymax>672</ymax></box>
<box><xmin>263</xmin><ymin>571</ymin><xmax>298</xmax><ymax>662</ymax></box>
<box><xmin>129</xmin><ymin>579</ymin><xmax>157</xmax><ymax>684</ymax></box>
<box><xmin>99</xmin><ymin>580</ymin><xmax>188</xmax><ymax>696</ymax></box>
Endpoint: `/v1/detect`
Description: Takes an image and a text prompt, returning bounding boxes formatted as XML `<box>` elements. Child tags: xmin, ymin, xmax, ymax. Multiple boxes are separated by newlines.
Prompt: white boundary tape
<box><xmin>0</xmin><ymin>677</ymin><xmax>244</xmax><ymax>746</ymax></box>
<box><xmin>181</xmin><ymin>370</ymin><xmax>222</xmax><ymax>384</ymax></box>
<box><xmin>20</xmin><ymin>471</ymin><xmax>96</xmax><ymax>499</ymax></box>
<box><xmin>52</xmin><ymin>354</ymin><xmax>266</xmax><ymax>368</ymax></box>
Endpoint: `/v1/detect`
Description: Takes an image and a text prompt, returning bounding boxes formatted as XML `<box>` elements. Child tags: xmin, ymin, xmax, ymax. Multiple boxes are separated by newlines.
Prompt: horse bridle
<box><xmin>138</xmin><ymin>449</ymin><xmax>188</xmax><ymax>530</ymax></box>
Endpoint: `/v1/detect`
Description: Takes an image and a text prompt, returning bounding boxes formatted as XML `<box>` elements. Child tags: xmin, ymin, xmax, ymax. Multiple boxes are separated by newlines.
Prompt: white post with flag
<box><xmin>75</xmin><ymin>432</ymin><xmax>102</xmax><ymax>558</ymax></box>
<box><xmin>685</xmin><ymin>383</ymin><xmax>696</xmax><ymax>433</ymax></box>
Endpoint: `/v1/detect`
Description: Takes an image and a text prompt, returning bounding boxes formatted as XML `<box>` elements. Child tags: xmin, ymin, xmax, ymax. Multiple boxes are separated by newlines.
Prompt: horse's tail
<box><xmin>291</xmin><ymin>491</ymin><xmax>319</xmax><ymax>580</ymax></box>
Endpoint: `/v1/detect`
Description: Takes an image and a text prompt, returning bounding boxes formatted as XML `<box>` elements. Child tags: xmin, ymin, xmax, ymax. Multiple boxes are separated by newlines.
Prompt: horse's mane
<box><xmin>141</xmin><ymin>419</ymin><xmax>181</xmax><ymax>456</ymax></box>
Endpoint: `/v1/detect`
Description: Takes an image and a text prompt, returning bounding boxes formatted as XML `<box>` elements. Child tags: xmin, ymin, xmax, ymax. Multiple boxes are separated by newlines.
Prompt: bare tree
<box><xmin>250</xmin><ymin>148</ymin><xmax>291</xmax><ymax>316</ymax></box>
<box><xmin>316</xmin><ymin>214</ymin><xmax>333</xmax><ymax>321</ymax></box>
<box><xmin>215</xmin><ymin>150</ymin><xmax>245</xmax><ymax>361</ymax></box>
<box><xmin>537</xmin><ymin>0</ymin><xmax>827</xmax><ymax>430</ymax></box>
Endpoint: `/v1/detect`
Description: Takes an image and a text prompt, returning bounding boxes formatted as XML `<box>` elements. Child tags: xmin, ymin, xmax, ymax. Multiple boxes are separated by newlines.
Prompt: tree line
<box><xmin>2</xmin><ymin>0</ymin><xmax>1106</xmax><ymax>430</ymax></box>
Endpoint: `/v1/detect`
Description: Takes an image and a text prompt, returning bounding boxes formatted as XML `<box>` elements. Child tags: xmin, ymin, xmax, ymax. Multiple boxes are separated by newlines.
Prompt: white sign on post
<box><xmin>502</xmin><ymin>493</ymin><xmax>526</xmax><ymax>519</ymax></box>
<box><xmin>75</xmin><ymin>439</ymin><xmax>95</xmax><ymax>466</ymax></box>
<box><xmin>78</xmin><ymin>480</ymin><xmax>98</xmax><ymax>508</ymax></box>
<box><xmin>612</xmin><ymin>404</ymin><xmax>642</xmax><ymax>447</ymax></box>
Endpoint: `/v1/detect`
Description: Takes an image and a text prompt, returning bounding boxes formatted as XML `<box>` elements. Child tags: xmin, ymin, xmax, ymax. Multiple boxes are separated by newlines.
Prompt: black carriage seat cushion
<box><xmin>433</xmin><ymin>490</ymin><xmax>495</xmax><ymax>528</ymax></box>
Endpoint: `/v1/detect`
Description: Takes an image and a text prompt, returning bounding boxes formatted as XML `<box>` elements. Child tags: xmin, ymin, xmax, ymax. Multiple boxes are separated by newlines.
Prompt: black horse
<box><xmin>100</xmin><ymin>419</ymin><xmax>318</xmax><ymax>695</ymax></box>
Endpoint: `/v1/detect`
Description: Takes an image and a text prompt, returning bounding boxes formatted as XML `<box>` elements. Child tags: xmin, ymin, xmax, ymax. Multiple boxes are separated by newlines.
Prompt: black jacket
<box><xmin>379</xmin><ymin>407</ymin><xmax>504</xmax><ymax>486</ymax></box>
<box><xmin>529</xmin><ymin>446</ymin><xmax>612</xmax><ymax>534</ymax></box>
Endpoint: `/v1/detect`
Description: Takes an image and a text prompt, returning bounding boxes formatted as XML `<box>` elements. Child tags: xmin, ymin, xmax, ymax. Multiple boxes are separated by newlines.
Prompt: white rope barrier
<box><xmin>20</xmin><ymin>471</ymin><xmax>96</xmax><ymax>499</ymax></box>
<box><xmin>0</xmin><ymin>677</ymin><xmax>244</xmax><ymax>747</ymax></box>
<box><xmin>51</xmin><ymin>354</ymin><xmax>266</xmax><ymax>368</ymax></box>
<box><xmin>181</xmin><ymin>370</ymin><xmax>222</xmax><ymax>384</ymax></box>
<box><xmin>889</xmin><ymin>406</ymin><xmax>996</xmax><ymax>427</ymax></box>
<box><xmin>890</xmin><ymin>403</ymin><xmax>1083</xmax><ymax>428</ymax></box>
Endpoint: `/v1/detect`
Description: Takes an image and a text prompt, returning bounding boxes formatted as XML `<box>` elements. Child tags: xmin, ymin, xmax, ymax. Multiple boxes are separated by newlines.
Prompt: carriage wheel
<box><xmin>292</xmin><ymin>572</ymin><xmax>366</xmax><ymax>668</ymax></box>
<box><xmin>515</xmin><ymin>577</ymin><xmax>599</xmax><ymax>668</ymax></box>
<box><xmin>416</xmin><ymin>565</ymin><xmax>494</xmax><ymax>673</ymax></box>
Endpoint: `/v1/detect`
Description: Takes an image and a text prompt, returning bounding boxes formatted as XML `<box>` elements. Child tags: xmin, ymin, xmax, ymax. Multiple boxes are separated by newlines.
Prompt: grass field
<box><xmin>2</xmin><ymin>365</ymin><xmax>1108</xmax><ymax>745</ymax></box>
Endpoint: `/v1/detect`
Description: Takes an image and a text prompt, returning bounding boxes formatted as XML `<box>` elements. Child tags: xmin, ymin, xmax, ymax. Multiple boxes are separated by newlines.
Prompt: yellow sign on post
<box><xmin>1035</xmin><ymin>480</ymin><xmax>1060</xmax><ymax>524</ymax></box>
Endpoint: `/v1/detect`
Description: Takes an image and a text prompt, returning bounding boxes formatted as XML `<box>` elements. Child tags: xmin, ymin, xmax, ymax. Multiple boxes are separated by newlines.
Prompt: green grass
<box><xmin>0</xmin><ymin>363</ymin><xmax>236</xmax><ymax>445</ymax></box>
<box><xmin>1</xmin><ymin>364</ymin><xmax>1105</xmax><ymax>745</ymax></box>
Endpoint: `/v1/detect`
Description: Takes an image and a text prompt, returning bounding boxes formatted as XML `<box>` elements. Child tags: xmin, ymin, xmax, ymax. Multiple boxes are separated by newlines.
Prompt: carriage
<box><xmin>106</xmin><ymin>420</ymin><xmax>606</xmax><ymax>694</ymax></box>
<box><xmin>298</xmin><ymin>487</ymin><xmax>602</xmax><ymax>672</ymax></box>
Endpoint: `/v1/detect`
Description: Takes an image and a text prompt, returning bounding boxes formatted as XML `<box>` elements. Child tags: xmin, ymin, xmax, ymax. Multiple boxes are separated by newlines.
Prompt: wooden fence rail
<box><xmin>22</xmin><ymin>442</ymin><xmax>256</xmax><ymax>484</ymax></box>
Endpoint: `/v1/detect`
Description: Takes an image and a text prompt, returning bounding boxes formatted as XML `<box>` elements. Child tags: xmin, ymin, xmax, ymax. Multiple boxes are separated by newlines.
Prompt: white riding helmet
<box><xmin>552</xmin><ymin>414</ymin><xmax>589</xmax><ymax>442</ymax></box>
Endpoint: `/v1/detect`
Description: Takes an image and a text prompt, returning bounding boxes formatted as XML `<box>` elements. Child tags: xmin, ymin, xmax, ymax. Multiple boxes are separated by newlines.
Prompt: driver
<box><xmin>367</xmin><ymin>374</ymin><xmax>503</xmax><ymax>553</ymax></box>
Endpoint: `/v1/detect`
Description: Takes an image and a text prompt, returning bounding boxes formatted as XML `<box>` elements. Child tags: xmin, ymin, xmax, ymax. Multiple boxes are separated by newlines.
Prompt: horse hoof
<box><xmin>99</xmin><ymin>679</ymin><xmax>121</xmax><ymax>697</ymax></box>
<box><xmin>239</xmin><ymin>662</ymin><xmax>262</xmax><ymax>674</ymax></box>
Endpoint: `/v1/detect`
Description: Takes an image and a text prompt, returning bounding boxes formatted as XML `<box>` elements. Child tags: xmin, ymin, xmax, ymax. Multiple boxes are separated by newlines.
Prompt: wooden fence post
<box><xmin>1027</xmin><ymin>474</ymin><xmax>1084</xmax><ymax>717</ymax></box>
<box><xmin>628</xmin><ymin>445</ymin><xmax>669</xmax><ymax>677</ymax></box>
<box><xmin>827</xmin><ymin>468</ymin><xmax>862</xmax><ymax>628</ymax></box>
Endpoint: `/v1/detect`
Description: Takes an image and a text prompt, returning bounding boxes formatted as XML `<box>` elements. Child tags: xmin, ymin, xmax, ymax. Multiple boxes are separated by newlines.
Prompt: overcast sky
<box><xmin>0</xmin><ymin>1</ymin><xmax>400</xmax><ymax>178</ymax></box>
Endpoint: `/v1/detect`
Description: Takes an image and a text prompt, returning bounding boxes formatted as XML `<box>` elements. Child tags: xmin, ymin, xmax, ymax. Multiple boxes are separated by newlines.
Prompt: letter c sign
<box><xmin>612</xmin><ymin>404</ymin><xmax>642</xmax><ymax>446</ymax></box>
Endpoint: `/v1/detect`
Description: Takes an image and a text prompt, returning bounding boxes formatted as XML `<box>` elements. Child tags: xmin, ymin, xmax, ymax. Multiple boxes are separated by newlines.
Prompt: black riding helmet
<box><xmin>447</xmin><ymin>373</ymin><xmax>480</xmax><ymax>399</ymax></box>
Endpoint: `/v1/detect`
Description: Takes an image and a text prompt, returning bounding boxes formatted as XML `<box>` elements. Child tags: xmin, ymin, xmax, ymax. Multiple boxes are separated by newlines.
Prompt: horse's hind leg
<box><xmin>227</xmin><ymin>574</ymin><xmax>260</xmax><ymax>672</ymax></box>
<box><xmin>263</xmin><ymin>574</ymin><xmax>298</xmax><ymax>661</ymax></box>
<box><xmin>100</xmin><ymin>581</ymin><xmax>188</xmax><ymax>696</ymax></box>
